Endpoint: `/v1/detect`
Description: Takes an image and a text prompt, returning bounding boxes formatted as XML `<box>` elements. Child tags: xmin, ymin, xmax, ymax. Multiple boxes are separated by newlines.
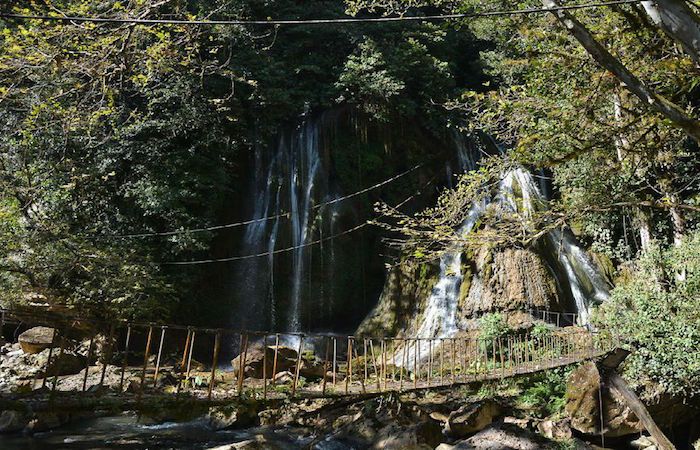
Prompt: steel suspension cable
<box><xmin>0</xmin><ymin>1</ymin><xmax>644</xmax><ymax>28</ymax></box>
<box><xmin>163</xmin><ymin>177</ymin><xmax>436</xmax><ymax>265</ymax></box>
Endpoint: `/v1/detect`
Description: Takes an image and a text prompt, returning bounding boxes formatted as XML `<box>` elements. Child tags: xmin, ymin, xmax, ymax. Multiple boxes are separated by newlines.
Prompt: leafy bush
<box><xmin>596</xmin><ymin>232</ymin><xmax>700</xmax><ymax>398</ymax></box>
<box><xmin>518</xmin><ymin>368</ymin><xmax>570</xmax><ymax>418</ymax></box>
<box><xmin>478</xmin><ymin>313</ymin><xmax>512</xmax><ymax>354</ymax></box>
<box><xmin>531</xmin><ymin>323</ymin><xmax>552</xmax><ymax>341</ymax></box>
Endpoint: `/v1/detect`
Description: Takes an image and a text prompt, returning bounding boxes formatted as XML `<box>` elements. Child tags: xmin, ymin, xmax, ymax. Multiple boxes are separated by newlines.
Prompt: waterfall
<box><xmin>401</xmin><ymin>157</ymin><xmax>609</xmax><ymax>361</ymax></box>
<box><xmin>288</xmin><ymin>122</ymin><xmax>322</xmax><ymax>331</ymax></box>
<box><xmin>233</xmin><ymin>118</ymin><xmax>329</xmax><ymax>332</ymax></box>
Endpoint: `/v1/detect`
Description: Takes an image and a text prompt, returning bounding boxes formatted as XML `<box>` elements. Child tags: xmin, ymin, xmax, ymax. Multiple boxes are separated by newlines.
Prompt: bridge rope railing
<box><xmin>0</xmin><ymin>308</ymin><xmax>616</xmax><ymax>401</ymax></box>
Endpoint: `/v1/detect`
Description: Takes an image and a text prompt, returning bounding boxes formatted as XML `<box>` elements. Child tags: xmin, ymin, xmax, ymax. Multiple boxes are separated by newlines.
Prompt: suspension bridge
<box><xmin>0</xmin><ymin>307</ymin><xmax>617</xmax><ymax>403</ymax></box>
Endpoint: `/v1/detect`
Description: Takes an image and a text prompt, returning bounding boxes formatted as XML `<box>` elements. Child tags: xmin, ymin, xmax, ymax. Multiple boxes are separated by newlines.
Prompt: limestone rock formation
<box><xmin>356</xmin><ymin>260</ymin><xmax>439</xmax><ymax>337</ymax></box>
<box><xmin>565</xmin><ymin>361</ymin><xmax>643</xmax><ymax>437</ymax></box>
<box><xmin>459</xmin><ymin>247</ymin><xmax>560</xmax><ymax>317</ymax></box>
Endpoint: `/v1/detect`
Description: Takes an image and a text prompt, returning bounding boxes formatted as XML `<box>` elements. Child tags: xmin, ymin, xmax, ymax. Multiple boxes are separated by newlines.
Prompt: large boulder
<box><xmin>565</xmin><ymin>362</ymin><xmax>643</xmax><ymax>437</ymax></box>
<box><xmin>231</xmin><ymin>344</ymin><xmax>297</xmax><ymax>379</ymax></box>
<box><xmin>44</xmin><ymin>352</ymin><xmax>86</xmax><ymax>377</ymax></box>
<box><xmin>445</xmin><ymin>400</ymin><xmax>502</xmax><ymax>438</ymax></box>
<box><xmin>299</xmin><ymin>357</ymin><xmax>327</xmax><ymax>380</ymax></box>
<box><xmin>18</xmin><ymin>327</ymin><xmax>55</xmax><ymax>354</ymax></box>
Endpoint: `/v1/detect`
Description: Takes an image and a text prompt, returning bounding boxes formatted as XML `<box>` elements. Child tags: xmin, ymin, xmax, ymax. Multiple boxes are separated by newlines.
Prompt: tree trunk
<box><xmin>641</xmin><ymin>0</ymin><xmax>700</xmax><ymax>65</ymax></box>
<box><xmin>542</xmin><ymin>0</ymin><xmax>700</xmax><ymax>144</ymax></box>
<box><xmin>638</xmin><ymin>210</ymin><xmax>653</xmax><ymax>251</ymax></box>
<box><xmin>612</xmin><ymin>89</ymin><xmax>652</xmax><ymax>253</ymax></box>
<box><xmin>607</xmin><ymin>372</ymin><xmax>677</xmax><ymax>450</ymax></box>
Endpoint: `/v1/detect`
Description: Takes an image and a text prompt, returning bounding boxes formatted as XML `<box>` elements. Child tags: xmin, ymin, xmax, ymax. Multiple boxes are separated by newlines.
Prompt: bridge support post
<box><xmin>208</xmin><ymin>330</ymin><xmax>221</xmax><ymax>401</ymax></box>
<box><xmin>152</xmin><ymin>327</ymin><xmax>166</xmax><ymax>388</ymax></box>
<box><xmin>119</xmin><ymin>325</ymin><xmax>132</xmax><ymax>392</ymax></box>
<box><xmin>321</xmin><ymin>336</ymin><xmax>330</xmax><ymax>396</ymax></box>
<box><xmin>139</xmin><ymin>326</ymin><xmax>154</xmax><ymax>395</ymax></box>
<box><xmin>41</xmin><ymin>328</ymin><xmax>58</xmax><ymax>389</ymax></box>
<box><xmin>263</xmin><ymin>334</ymin><xmax>269</xmax><ymax>400</ymax></box>
<box><xmin>237</xmin><ymin>332</ymin><xmax>248</xmax><ymax>398</ymax></box>
<box><xmin>292</xmin><ymin>335</ymin><xmax>304</xmax><ymax>398</ymax></box>
<box><xmin>82</xmin><ymin>336</ymin><xmax>95</xmax><ymax>392</ymax></box>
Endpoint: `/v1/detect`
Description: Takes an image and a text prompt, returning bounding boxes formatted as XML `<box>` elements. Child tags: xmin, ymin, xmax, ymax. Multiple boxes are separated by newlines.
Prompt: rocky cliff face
<box><xmin>358</xmin><ymin>168</ymin><xmax>611</xmax><ymax>338</ymax></box>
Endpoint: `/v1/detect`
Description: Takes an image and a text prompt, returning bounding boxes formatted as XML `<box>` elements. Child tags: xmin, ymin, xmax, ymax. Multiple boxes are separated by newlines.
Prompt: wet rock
<box><xmin>231</xmin><ymin>344</ymin><xmax>297</xmax><ymax>379</ymax></box>
<box><xmin>565</xmin><ymin>362</ymin><xmax>642</xmax><ymax>438</ymax></box>
<box><xmin>18</xmin><ymin>327</ymin><xmax>55</xmax><ymax>354</ymax></box>
<box><xmin>0</xmin><ymin>409</ymin><xmax>30</xmax><ymax>433</ymax></box>
<box><xmin>207</xmin><ymin>404</ymin><xmax>258</xmax><ymax>430</ymax></box>
<box><xmin>445</xmin><ymin>400</ymin><xmax>502</xmax><ymax>438</ymax></box>
<box><xmin>537</xmin><ymin>418</ymin><xmax>572</xmax><ymax>440</ymax></box>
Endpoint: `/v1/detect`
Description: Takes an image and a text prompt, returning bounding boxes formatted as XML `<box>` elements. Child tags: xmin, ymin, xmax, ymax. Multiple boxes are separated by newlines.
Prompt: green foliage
<box><xmin>478</xmin><ymin>312</ymin><xmax>511</xmax><ymax>354</ymax></box>
<box><xmin>597</xmin><ymin>231</ymin><xmax>700</xmax><ymax>398</ymax></box>
<box><xmin>0</xmin><ymin>0</ymin><xmax>485</xmax><ymax>319</ymax></box>
<box><xmin>517</xmin><ymin>368</ymin><xmax>570</xmax><ymax>418</ymax></box>
<box><xmin>531</xmin><ymin>323</ymin><xmax>552</xmax><ymax>341</ymax></box>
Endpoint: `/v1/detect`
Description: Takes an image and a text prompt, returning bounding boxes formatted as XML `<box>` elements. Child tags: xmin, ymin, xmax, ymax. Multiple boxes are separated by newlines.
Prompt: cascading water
<box><xmin>233</xmin><ymin>118</ymin><xmax>331</xmax><ymax>332</ymax></box>
<box><xmin>399</xmin><ymin>153</ymin><xmax>609</xmax><ymax>364</ymax></box>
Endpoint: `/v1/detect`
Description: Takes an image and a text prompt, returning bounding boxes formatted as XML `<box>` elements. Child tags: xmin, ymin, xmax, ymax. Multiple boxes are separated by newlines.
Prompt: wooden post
<box><xmin>462</xmin><ymin>339</ymin><xmax>467</xmax><ymax>381</ymax></box>
<box><xmin>237</xmin><ymin>333</ymin><xmax>249</xmax><ymax>397</ymax></box>
<box><xmin>291</xmin><ymin>335</ymin><xmax>304</xmax><ymax>398</ymax></box>
<box><xmin>391</xmin><ymin>339</ymin><xmax>397</xmax><ymax>382</ymax></box>
<box><xmin>369</xmin><ymin>339</ymin><xmax>380</xmax><ymax>391</ymax></box>
<box><xmin>363</xmin><ymin>339</ymin><xmax>368</xmax><ymax>386</ymax></box>
<box><xmin>322</xmin><ymin>336</ymin><xmax>330</xmax><ymax>395</ymax></box>
<box><xmin>413</xmin><ymin>339</ymin><xmax>418</xmax><ymax>389</ymax></box>
<box><xmin>51</xmin><ymin>335</ymin><xmax>66</xmax><ymax>395</ymax></box>
<box><xmin>180</xmin><ymin>328</ymin><xmax>192</xmax><ymax>371</ymax></box>
<box><xmin>400</xmin><ymin>339</ymin><xmax>406</xmax><ymax>391</ymax></box>
<box><xmin>382</xmin><ymin>339</ymin><xmax>387</xmax><ymax>392</ymax></box>
<box><xmin>346</xmin><ymin>337</ymin><xmax>352</xmax><ymax>395</ymax></box>
<box><xmin>332</xmin><ymin>337</ymin><xmax>337</xmax><ymax>386</ymax></box>
<box><xmin>82</xmin><ymin>336</ymin><xmax>95</xmax><ymax>392</ymax></box>
<box><xmin>354</xmin><ymin>343</ymin><xmax>366</xmax><ymax>394</ymax></box>
<box><xmin>440</xmin><ymin>338</ymin><xmax>444</xmax><ymax>384</ymax></box>
<box><xmin>272</xmin><ymin>333</ymin><xmax>280</xmax><ymax>381</ymax></box>
<box><xmin>184</xmin><ymin>330</ymin><xmax>196</xmax><ymax>390</ymax></box>
<box><xmin>208</xmin><ymin>331</ymin><xmax>221</xmax><ymax>400</ymax></box>
<box><xmin>139</xmin><ymin>326</ymin><xmax>154</xmax><ymax>394</ymax></box>
<box><xmin>428</xmin><ymin>339</ymin><xmax>433</xmax><ymax>386</ymax></box>
<box><xmin>41</xmin><ymin>328</ymin><xmax>58</xmax><ymax>389</ymax></box>
<box><xmin>119</xmin><ymin>325</ymin><xmax>132</xmax><ymax>391</ymax></box>
<box><xmin>99</xmin><ymin>324</ymin><xmax>116</xmax><ymax>389</ymax></box>
<box><xmin>451</xmin><ymin>338</ymin><xmax>456</xmax><ymax>385</ymax></box>
<box><xmin>152</xmin><ymin>327</ymin><xmax>166</xmax><ymax>388</ymax></box>
<box><xmin>263</xmin><ymin>334</ymin><xmax>269</xmax><ymax>400</ymax></box>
